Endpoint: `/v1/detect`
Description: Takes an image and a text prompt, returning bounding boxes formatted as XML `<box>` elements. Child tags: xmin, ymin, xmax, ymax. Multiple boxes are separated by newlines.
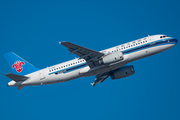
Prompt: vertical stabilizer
<box><xmin>4</xmin><ymin>52</ymin><xmax>39</xmax><ymax>75</ymax></box>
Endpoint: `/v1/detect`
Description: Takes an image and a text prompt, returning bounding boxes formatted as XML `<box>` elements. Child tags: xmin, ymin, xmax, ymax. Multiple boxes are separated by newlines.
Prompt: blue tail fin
<box><xmin>4</xmin><ymin>52</ymin><xmax>39</xmax><ymax>75</ymax></box>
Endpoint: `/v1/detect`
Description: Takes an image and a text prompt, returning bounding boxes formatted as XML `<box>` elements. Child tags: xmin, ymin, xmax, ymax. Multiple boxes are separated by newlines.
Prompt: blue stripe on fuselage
<box><xmin>49</xmin><ymin>38</ymin><xmax>177</xmax><ymax>75</ymax></box>
<box><xmin>49</xmin><ymin>62</ymin><xmax>87</xmax><ymax>75</ymax></box>
<box><xmin>123</xmin><ymin>38</ymin><xmax>177</xmax><ymax>55</ymax></box>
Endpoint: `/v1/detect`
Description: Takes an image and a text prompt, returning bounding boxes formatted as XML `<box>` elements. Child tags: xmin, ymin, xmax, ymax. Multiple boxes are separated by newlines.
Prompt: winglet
<box><xmin>91</xmin><ymin>83</ymin><xmax>95</xmax><ymax>87</ymax></box>
<box><xmin>58</xmin><ymin>41</ymin><xmax>62</xmax><ymax>45</ymax></box>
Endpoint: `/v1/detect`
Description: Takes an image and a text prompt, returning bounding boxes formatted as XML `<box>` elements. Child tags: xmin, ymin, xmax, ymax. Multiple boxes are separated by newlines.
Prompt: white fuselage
<box><xmin>8</xmin><ymin>35</ymin><xmax>178</xmax><ymax>87</ymax></box>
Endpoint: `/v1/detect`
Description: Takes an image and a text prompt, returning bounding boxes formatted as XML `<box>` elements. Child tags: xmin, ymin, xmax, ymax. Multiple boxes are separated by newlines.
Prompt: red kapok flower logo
<box><xmin>12</xmin><ymin>61</ymin><xmax>25</xmax><ymax>72</ymax></box>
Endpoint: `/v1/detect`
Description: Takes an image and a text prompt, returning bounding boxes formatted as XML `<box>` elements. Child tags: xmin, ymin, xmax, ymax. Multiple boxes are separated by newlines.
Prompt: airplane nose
<box><xmin>170</xmin><ymin>38</ymin><xmax>178</xmax><ymax>44</ymax></box>
<box><xmin>175</xmin><ymin>39</ymin><xmax>178</xmax><ymax>44</ymax></box>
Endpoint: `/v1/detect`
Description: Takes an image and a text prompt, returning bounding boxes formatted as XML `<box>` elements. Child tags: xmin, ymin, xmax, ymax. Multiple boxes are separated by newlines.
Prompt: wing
<box><xmin>61</xmin><ymin>41</ymin><xmax>104</xmax><ymax>68</ymax></box>
<box><xmin>91</xmin><ymin>72</ymin><xmax>109</xmax><ymax>87</ymax></box>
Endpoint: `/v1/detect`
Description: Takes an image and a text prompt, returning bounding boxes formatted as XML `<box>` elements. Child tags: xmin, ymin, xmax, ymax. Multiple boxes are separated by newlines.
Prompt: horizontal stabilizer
<box><xmin>5</xmin><ymin>73</ymin><xmax>29</xmax><ymax>82</ymax></box>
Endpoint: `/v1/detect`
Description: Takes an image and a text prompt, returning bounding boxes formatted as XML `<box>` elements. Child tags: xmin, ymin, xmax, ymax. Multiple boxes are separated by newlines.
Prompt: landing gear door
<box><xmin>39</xmin><ymin>70</ymin><xmax>45</xmax><ymax>80</ymax></box>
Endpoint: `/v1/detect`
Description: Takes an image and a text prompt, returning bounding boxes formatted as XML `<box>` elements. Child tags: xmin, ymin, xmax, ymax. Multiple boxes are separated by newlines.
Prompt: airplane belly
<box><xmin>60</xmin><ymin>69</ymin><xmax>82</xmax><ymax>82</ymax></box>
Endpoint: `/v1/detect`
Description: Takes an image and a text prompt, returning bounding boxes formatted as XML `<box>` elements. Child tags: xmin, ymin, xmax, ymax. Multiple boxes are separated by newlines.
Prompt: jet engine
<box><xmin>110</xmin><ymin>65</ymin><xmax>135</xmax><ymax>80</ymax></box>
<box><xmin>99</xmin><ymin>51</ymin><xmax>123</xmax><ymax>65</ymax></box>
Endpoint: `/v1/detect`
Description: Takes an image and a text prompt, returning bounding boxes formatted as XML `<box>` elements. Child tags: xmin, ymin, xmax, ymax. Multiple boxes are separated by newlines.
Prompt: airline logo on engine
<box><xmin>12</xmin><ymin>61</ymin><xmax>25</xmax><ymax>72</ymax></box>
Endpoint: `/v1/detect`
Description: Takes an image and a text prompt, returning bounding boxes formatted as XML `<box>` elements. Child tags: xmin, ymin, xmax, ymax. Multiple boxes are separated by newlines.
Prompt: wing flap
<box><xmin>91</xmin><ymin>72</ymin><xmax>109</xmax><ymax>87</ymax></box>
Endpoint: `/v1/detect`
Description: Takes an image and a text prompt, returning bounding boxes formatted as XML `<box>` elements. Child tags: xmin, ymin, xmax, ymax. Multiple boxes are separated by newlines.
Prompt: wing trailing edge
<box><xmin>61</xmin><ymin>41</ymin><xmax>104</xmax><ymax>68</ymax></box>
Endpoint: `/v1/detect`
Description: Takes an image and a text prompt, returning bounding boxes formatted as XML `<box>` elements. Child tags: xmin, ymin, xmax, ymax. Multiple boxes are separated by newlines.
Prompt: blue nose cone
<box><xmin>175</xmin><ymin>38</ymin><xmax>178</xmax><ymax>44</ymax></box>
<box><xmin>170</xmin><ymin>38</ymin><xmax>178</xmax><ymax>44</ymax></box>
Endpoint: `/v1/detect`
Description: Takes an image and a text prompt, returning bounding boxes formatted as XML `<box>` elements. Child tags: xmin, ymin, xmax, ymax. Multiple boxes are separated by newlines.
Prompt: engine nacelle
<box><xmin>110</xmin><ymin>65</ymin><xmax>135</xmax><ymax>80</ymax></box>
<box><xmin>99</xmin><ymin>51</ymin><xmax>123</xmax><ymax>65</ymax></box>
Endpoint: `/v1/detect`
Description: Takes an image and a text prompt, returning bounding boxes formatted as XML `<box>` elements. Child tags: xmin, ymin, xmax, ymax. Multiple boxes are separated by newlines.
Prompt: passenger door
<box><xmin>39</xmin><ymin>70</ymin><xmax>45</xmax><ymax>80</ymax></box>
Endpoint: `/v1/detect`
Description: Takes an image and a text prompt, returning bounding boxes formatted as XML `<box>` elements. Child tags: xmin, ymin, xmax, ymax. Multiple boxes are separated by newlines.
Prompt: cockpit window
<box><xmin>160</xmin><ymin>35</ymin><xmax>167</xmax><ymax>38</ymax></box>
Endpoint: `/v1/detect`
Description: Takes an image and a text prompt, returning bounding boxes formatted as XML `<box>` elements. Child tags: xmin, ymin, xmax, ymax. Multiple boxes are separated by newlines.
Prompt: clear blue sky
<box><xmin>0</xmin><ymin>0</ymin><xmax>180</xmax><ymax>120</ymax></box>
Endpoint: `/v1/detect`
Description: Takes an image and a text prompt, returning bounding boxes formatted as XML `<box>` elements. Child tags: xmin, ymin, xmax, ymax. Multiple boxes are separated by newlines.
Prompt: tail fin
<box><xmin>4</xmin><ymin>52</ymin><xmax>39</xmax><ymax>75</ymax></box>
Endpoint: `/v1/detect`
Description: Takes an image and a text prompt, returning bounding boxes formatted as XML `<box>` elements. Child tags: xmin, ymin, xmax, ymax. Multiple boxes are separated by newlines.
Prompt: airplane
<box><xmin>4</xmin><ymin>34</ymin><xmax>178</xmax><ymax>90</ymax></box>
